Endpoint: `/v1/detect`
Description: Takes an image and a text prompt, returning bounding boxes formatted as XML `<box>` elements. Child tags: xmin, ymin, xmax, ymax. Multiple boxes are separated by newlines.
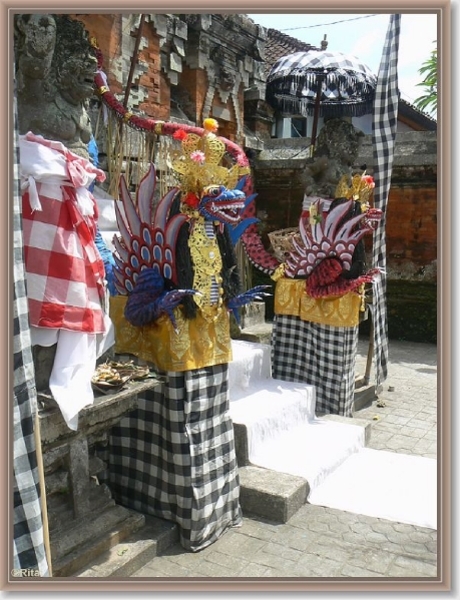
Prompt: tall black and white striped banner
<box><xmin>371</xmin><ymin>14</ymin><xmax>401</xmax><ymax>391</ymax></box>
<box><xmin>12</xmin><ymin>93</ymin><xmax>49</xmax><ymax>577</ymax></box>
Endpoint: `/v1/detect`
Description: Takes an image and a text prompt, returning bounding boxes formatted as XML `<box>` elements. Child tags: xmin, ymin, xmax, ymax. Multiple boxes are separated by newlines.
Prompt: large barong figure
<box><xmin>107</xmin><ymin>119</ymin><xmax>267</xmax><ymax>551</ymax></box>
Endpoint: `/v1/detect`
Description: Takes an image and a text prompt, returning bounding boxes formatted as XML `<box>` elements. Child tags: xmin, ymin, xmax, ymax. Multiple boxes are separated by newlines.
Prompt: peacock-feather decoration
<box><xmin>112</xmin><ymin>163</ymin><xmax>187</xmax><ymax>294</ymax></box>
<box><xmin>285</xmin><ymin>183</ymin><xmax>383</xmax><ymax>298</ymax></box>
<box><xmin>112</xmin><ymin>163</ymin><xmax>197</xmax><ymax>330</ymax></box>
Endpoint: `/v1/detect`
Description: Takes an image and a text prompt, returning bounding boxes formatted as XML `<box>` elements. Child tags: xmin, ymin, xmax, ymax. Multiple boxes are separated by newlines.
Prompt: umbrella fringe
<box><xmin>268</xmin><ymin>94</ymin><xmax>375</xmax><ymax>119</ymax></box>
<box><xmin>267</xmin><ymin>70</ymin><xmax>376</xmax><ymax>88</ymax></box>
<box><xmin>267</xmin><ymin>75</ymin><xmax>376</xmax><ymax>97</ymax></box>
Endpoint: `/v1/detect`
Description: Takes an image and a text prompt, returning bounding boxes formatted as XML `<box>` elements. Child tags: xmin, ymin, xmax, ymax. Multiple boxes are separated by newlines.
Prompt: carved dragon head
<box><xmin>197</xmin><ymin>184</ymin><xmax>246</xmax><ymax>225</ymax></box>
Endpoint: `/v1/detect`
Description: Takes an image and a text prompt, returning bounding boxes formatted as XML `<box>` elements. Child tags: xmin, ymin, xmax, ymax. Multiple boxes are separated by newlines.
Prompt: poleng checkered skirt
<box><xmin>105</xmin><ymin>364</ymin><xmax>242</xmax><ymax>552</ymax></box>
<box><xmin>271</xmin><ymin>314</ymin><xmax>358</xmax><ymax>417</ymax></box>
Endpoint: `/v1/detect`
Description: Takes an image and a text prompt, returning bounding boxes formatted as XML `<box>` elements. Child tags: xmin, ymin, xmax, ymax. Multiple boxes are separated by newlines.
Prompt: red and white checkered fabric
<box><xmin>20</xmin><ymin>132</ymin><xmax>107</xmax><ymax>334</ymax></box>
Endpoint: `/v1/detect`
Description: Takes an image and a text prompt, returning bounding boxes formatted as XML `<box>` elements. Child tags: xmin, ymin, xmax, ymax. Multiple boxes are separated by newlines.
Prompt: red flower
<box><xmin>183</xmin><ymin>192</ymin><xmax>199</xmax><ymax>209</ymax></box>
<box><xmin>173</xmin><ymin>129</ymin><xmax>188</xmax><ymax>141</ymax></box>
<box><xmin>362</xmin><ymin>175</ymin><xmax>375</xmax><ymax>188</ymax></box>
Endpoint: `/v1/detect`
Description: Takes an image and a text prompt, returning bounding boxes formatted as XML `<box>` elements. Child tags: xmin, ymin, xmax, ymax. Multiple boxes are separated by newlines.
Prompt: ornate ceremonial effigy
<box><xmin>105</xmin><ymin>118</ymin><xmax>268</xmax><ymax>551</ymax></box>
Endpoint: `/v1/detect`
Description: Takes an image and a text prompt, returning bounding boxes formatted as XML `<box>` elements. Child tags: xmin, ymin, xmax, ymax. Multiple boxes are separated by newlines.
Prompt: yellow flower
<box><xmin>203</xmin><ymin>118</ymin><xmax>218</xmax><ymax>133</ymax></box>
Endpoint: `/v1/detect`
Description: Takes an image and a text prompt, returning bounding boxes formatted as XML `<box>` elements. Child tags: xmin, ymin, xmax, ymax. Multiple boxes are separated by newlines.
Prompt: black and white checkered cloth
<box><xmin>104</xmin><ymin>364</ymin><xmax>242</xmax><ymax>552</ymax></box>
<box><xmin>266</xmin><ymin>50</ymin><xmax>377</xmax><ymax>118</ymax></box>
<box><xmin>371</xmin><ymin>14</ymin><xmax>401</xmax><ymax>391</ymax></box>
<box><xmin>271</xmin><ymin>315</ymin><xmax>358</xmax><ymax>417</ymax></box>
<box><xmin>12</xmin><ymin>94</ymin><xmax>49</xmax><ymax>577</ymax></box>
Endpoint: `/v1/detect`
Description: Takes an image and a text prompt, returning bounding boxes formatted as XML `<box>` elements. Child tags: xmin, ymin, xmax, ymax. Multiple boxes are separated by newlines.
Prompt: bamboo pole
<box><xmin>116</xmin><ymin>14</ymin><xmax>146</xmax><ymax>191</ymax></box>
<box><xmin>363</xmin><ymin>317</ymin><xmax>375</xmax><ymax>386</ymax></box>
<box><xmin>33</xmin><ymin>411</ymin><xmax>52</xmax><ymax>576</ymax></box>
<box><xmin>310</xmin><ymin>70</ymin><xmax>327</xmax><ymax>155</ymax></box>
<box><xmin>122</xmin><ymin>14</ymin><xmax>146</xmax><ymax>109</ymax></box>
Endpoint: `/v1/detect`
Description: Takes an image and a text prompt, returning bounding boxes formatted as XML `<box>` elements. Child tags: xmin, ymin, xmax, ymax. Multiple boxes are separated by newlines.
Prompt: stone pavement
<box><xmin>131</xmin><ymin>337</ymin><xmax>437</xmax><ymax>579</ymax></box>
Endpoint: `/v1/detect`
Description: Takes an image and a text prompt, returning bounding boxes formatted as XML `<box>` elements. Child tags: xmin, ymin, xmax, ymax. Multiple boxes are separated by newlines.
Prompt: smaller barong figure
<box><xmin>107</xmin><ymin>119</ymin><xmax>268</xmax><ymax>551</ymax></box>
<box><xmin>241</xmin><ymin>170</ymin><xmax>382</xmax><ymax>417</ymax></box>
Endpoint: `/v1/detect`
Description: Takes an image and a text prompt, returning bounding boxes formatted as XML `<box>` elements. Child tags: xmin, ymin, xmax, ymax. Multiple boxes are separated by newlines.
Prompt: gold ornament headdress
<box><xmin>170</xmin><ymin>120</ymin><xmax>245</xmax><ymax>197</ymax></box>
<box><xmin>334</xmin><ymin>172</ymin><xmax>375</xmax><ymax>204</ymax></box>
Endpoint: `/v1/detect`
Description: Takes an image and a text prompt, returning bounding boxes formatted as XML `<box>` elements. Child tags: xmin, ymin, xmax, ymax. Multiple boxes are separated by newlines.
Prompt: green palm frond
<box><xmin>413</xmin><ymin>41</ymin><xmax>437</xmax><ymax>116</ymax></box>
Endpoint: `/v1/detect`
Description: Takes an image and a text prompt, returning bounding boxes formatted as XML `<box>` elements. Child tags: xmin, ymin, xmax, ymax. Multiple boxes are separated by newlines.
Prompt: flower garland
<box><xmin>90</xmin><ymin>39</ymin><xmax>249</xmax><ymax>171</ymax></box>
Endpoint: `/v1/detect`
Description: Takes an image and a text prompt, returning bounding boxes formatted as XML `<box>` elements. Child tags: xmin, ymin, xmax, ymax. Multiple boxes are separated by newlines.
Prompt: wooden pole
<box><xmin>309</xmin><ymin>71</ymin><xmax>327</xmax><ymax>155</ymax></box>
<box><xmin>122</xmin><ymin>14</ymin><xmax>146</xmax><ymax>108</ymax></box>
<box><xmin>364</xmin><ymin>317</ymin><xmax>375</xmax><ymax>386</ymax></box>
<box><xmin>115</xmin><ymin>14</ymin><xmax>146</xmax><ymax>192</ymax></box>
<box><xmin>34</xmin><ymin>411</ymin><xmax>52</xmax><ymax>576</ymax></box>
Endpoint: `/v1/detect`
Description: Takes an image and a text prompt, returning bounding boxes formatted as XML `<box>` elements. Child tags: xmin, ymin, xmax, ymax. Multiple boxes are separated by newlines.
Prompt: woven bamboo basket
<box><xmin>268</xmin><ymin>227</ymin><xmax>300</xmax><ymax>261</ymax></box>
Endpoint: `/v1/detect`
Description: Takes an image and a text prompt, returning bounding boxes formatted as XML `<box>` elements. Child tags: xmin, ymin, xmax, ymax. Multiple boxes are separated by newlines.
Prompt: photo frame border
<box><xmin>1</xmin><ymin>0</ymin><xmax>452</xmax><ymax>593</ymax></box>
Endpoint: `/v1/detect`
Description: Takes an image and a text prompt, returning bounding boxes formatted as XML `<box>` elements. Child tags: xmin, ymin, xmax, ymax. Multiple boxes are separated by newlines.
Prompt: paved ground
<box><xmin>131</xmin><ymin>337</ymin><xmax>438</xmax><ymax>579</ymax></box>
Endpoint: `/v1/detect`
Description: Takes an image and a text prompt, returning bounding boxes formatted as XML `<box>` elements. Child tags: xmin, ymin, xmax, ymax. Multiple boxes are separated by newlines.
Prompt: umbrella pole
<box><xmin>309</xmin><ymin>72</ymin><xmax>325</xmax><ymax>157</ymax></box>
<box><xmin>309</xmin><ymin>91</ymin><xmax>322</xmax><ymax>156</ymax></box>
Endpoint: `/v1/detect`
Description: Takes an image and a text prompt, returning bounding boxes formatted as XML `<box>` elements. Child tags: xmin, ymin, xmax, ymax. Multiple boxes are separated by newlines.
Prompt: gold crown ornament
<box><xmin>334</xmin><ymin>172</ymin><xmax>375</xmax><ymax>205</ymax></box>
<box><xmin>170</xmin><ymin>119</ymin><xmax>241</xmax><ymax>199</ymax></box>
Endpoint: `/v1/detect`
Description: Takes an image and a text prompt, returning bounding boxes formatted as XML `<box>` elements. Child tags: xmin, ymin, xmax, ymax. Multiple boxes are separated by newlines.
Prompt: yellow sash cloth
<box><xmin>109</xmin><ymin>295</ymin><xmax>232</xmax><ymax>372</ymax></box>
<box><xmin>274</xmin><ymin>278</ymin><xmax>362</xmax><ymax>328</ymax></box>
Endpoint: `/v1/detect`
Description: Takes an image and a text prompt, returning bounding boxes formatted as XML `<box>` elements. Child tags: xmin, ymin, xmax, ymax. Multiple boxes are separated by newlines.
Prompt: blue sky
<box><xmin>247</xmin><ymin>13</ymin><xmax>437</xmax><ymax>110</ymax></box>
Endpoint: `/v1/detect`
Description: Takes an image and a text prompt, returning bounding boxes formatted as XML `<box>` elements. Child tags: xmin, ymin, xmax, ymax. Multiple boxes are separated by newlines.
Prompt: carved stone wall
<box><xmin>73</xmin><ymin>13</ymin><xmax>267</xmax><ymax>145</ymax></box>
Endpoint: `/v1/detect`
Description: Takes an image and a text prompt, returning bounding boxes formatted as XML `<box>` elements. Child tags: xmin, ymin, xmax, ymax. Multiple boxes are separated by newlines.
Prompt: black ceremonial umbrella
<box><xmin>266</xmin><ymin>50</ymin><xmax>377</xmax><ymax>147</ymax></box>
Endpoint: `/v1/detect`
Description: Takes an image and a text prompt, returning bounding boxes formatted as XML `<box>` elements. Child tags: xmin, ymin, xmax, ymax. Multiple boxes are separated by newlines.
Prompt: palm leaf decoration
<box><xmin>413</xmin><ymin>41</ymin><xmax>437</xmax><ymax>116</ymax></box>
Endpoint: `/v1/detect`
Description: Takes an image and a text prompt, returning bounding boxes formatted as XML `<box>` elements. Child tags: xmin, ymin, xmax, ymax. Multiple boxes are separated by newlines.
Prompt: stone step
<box><xmin>47</xmin><ymin>482</ymin><xmax>115</xmax><ymax>533</ymax></box>
<box><xmin>228</xmin><ymin>338</ymin><xmax>373</xmax><ymax>521</ymax></box>
<box><xmin>229</xmin><ymin>339</ymin><xmax>271</xmax><ymax>396</ymax></box>
<box><xmin>51</xmin><ymin>504</ymin><xmax>145</xmax><ymax>577</ymax></box>
<box><xmin>239</xmin><ymin>465</ymin><xmax>308</xmax><ymax>524</ymax></box>
<box><xmin>75</xmin><ymin>515</ymin><xmax>178</xmax><ymax>578</ymax></box>
<box><xmin>242</xmin><ymin>416</ymin><xmax>369</xmax><ymax>490</ymax></box>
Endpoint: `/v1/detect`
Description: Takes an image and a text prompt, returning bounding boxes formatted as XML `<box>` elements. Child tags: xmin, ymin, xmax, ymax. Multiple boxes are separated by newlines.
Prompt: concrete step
<box><xmin>51</xmin><ymin>504</ymin><xmax>145</xmax><ymax>577</ymax></box>
<box><xmin>239</xmin><ymin>465</ymin><xmax>308</xmax><ymax>524</ymax></box>
<box><xmin>47</xmin><ymin>482</ymin><xmax>115</xmax><ymax>533</ymax></box>
<box><xmin>229</xmin><ymin>340</ymin><xmax>371</xmax><ymax>523</ymax></box>
<box><xmin>231</xmin><ymin>338</ymin><xmax>377</xmax><ymax>413</ymax></box>
<box><xmin>238</xmin><ymin>413</ymin><xmax>370</xmax><ymax>491</ymax></box>
<box><xmin>75</xmin><ymin>515</ymin><xmax>178</xmax><ymax>578</ymax></box>
<box><xmin>227</xmin><ymin>340</ymin><xmax>373</xmax><ymax>522</ymax></box>
<box><xmin>229</xmin><ymin>339</ymin><xmax>271</xmax><ymax>396</ymax></box>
